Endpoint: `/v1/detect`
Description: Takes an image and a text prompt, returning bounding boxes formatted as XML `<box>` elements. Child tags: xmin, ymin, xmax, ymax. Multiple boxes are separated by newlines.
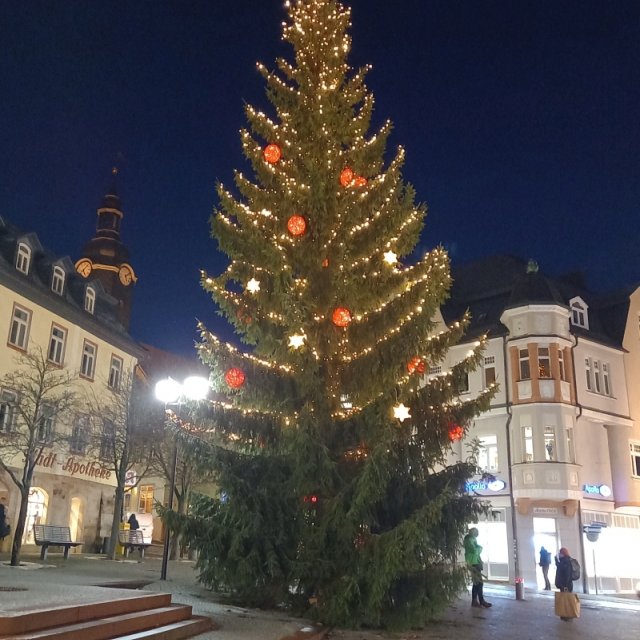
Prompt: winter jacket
<box><xmin>463</xmin><ymin>533</ymin><xmax>483</xmax><ymax>566</ymax></box>
<box><xmin>555</xmin><ymin>555</ymin><xmax>573</xmax><ymax>592</ymax></box>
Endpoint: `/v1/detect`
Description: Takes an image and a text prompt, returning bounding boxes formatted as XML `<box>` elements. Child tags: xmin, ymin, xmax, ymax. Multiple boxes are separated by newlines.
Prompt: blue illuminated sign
<box><xmin>583</xmin><ymin>484</ymin><xmax>611</xmax><ymax>497</ymax></box>
<box><xmin>465</xmin><ymin>479</ymin><xmax>506</xmax><ymax>492</ymax></box>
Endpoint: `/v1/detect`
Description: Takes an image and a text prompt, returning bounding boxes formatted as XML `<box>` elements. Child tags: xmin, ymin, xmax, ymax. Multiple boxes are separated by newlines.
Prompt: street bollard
<box><xmin>515</xmin><ymin>576</ymin><xmax>525</xmax><ymax>600</ymax></box>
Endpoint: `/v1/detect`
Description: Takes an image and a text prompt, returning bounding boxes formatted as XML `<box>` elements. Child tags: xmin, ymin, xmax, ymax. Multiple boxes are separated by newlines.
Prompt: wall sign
<box><xmin>583</xmin><ymin>483</ymin><xmax>611</xmax><ymax>497</ymax></box>
<box><xmin>466</xmin><ymin>478</ymin><xmax>506</xmax><ymax>492</ymax></box>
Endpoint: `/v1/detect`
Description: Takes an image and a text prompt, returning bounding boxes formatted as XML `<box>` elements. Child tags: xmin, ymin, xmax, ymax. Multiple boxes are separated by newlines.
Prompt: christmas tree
<box><xmin>181</xmin><ymin>0</ymin><xmax>494</xmax><ymax>629</ymax></box>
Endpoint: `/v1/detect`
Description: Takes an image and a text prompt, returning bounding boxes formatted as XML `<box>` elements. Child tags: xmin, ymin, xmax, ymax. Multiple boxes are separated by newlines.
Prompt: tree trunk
<box><xmin>107</xmin><ymin>485</ymin><xmax>125</xmax><ymax>560</ymax></box>
<box><xmin>169</xmin><ymin>492</ymin><xmax>186</xmax><ymax>560</ymax></box>
<box><xmin>10</xmin><ymin>486</ymin><xmax>30</xmax><ymax>567</ymax></box>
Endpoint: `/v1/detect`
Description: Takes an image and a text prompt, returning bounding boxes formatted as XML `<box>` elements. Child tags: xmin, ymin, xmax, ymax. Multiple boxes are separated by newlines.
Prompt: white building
<box><xmin>0</xmin><ymin>204</ymin><xmax>140</xmax><ymax>553</ymax></box>
<box><xmin>442</xmin><ymin>256</ymin><xmax>640</xmax><ymax>594</ymax></box>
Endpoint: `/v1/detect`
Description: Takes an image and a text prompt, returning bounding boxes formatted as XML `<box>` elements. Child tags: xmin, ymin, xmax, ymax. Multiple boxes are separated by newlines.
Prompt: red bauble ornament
<box><xmin>287</xmin><ymin>214</ymin><xmax>307</xmax><ymax>236</ymax></box>
<box><xmin>354</xmin><ymin>176</ymin><xmax>368</xmax><ymax>187</ymax></box>
<box><xmin>407</xmin><ymin>356</ymin><xmax>426</xmax><ymax>375</ymax></box>
<box><xmin>322</xmin><ymin>258</ymin><xmax>329</xmax><ymax>268</ymax></box>
<box><xmin>448</xmin><ymin>423</ymin><xmax>464</xmax><ymax>442</ymax></box>
<box><xmin>303</xmin><ymin>494</ymin><xmax>319</xmax><ymax>504</ymax></box>
<box><xmin>340</xmin><ymin>167</ymin><xmax>354</xmax><ymax>187</ymax></box>
<box><xmin>332</xmin><ymin>307</ymin><xmax>352</xmax><ymax>327</ymax></box>
<box><xmin>263</xmin><ymin>143</ymin><xmax>282</xmax><ymax>164</ymax></box>
<box><xmin>236</xmin><ymin>309</ymin><xmax>252</xmax><ymax>325</ymax></box>
<box><xmin>225</xmin><ymin>367</ymin><xmax>246</xmax><ymax>389</ymax></box>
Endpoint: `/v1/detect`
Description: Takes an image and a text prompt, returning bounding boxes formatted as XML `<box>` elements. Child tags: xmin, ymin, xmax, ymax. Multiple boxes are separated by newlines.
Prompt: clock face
<box><xmin>76</xmin><ymin>259</ymin><xmax>92</xmax><ymax>278</ymax></box>
<box><xmin>118</xmin><ymin>264</ymin><xmax>135</xmax><ymax>286</ymax></box>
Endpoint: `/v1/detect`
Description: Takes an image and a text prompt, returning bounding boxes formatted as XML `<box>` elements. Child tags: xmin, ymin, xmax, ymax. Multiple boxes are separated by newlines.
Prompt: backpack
<box><xmin>570</xmin><ymin>557</ymin><xmax>581</xmax><ymax>581</ymax></box>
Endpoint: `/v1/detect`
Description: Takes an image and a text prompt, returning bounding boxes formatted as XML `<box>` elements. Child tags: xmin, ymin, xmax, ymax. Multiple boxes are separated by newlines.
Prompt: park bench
<box><xmin>118</xmin><ymin>529</ymin><xmax>150</xmax><ymax>558</ymax></box>
<box><xmin>33</xmin><ymin>524</ymin><xmax>82</xmax><ymax>560</ymax></box>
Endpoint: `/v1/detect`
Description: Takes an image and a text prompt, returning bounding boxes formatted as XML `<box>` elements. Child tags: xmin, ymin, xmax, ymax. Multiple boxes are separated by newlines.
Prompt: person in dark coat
<box><xmin>0</xmin><ymin>503</ymin><xmax>10</xmax><ymax>540</ymax></box>
<box><xmin>127</xmin><ymin>513</ymin><xmax>140</xmax><ymax>530</ymax></box>
<box><xmin>555</xmin><ymin>547</ymin><xmax>573</xmax><ymax>592</ymax></box>
<box><xmin>539</xmin><ymin>546</ymin><xmax>552</xmax><ymax>590</ymax></box>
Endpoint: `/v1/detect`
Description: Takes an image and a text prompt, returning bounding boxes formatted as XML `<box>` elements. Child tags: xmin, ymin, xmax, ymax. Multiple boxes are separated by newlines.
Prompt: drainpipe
<box><xmin>569</xmin><ymin>333</ymin><xmax>588</xmax><ymax>593</ymax></box>
<box><xmin>502</xmin><ymin>335</ymin><xmax>520</xmax><ymax>596</ymax></box>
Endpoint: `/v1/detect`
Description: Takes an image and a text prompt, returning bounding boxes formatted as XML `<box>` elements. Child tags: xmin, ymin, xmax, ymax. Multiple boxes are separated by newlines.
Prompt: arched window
<box><xmin>569</xmin><ymin>297</ymin><xmax>589</xmax><ymax>329</ymax></box>
<box><xmin>16</xmin><ymin>243</ymin><xmax>31</xmax><ymax>274</ymax></box>
<box><xmin>51</xmin><ymin>265</ymin><xmax>65</xmax><ymax>295</ymax></box>
<box><xmin>84</xmin><ymin>286</ymin><xmax>96</xmax><ymax>314</ymax></box>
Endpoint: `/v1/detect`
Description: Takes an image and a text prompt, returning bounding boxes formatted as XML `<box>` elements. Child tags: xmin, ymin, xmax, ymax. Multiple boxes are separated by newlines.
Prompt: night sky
<box><xmin>2</xmin><ymin>1</ymin><xmax>639</xmax><ymax>356</ymax></box>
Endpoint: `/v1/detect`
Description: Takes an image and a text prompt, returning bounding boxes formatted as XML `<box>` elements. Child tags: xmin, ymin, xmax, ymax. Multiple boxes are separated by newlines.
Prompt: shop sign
<box><xmin>125</xmin><ymin>470</ymin><xmax>137</xmax><ymax>487</ymax></box>
<box><xmin>583</xmin><ymin>483</ymin><xmax>611</xmax><ymax>497</ymax></box>
<box><xmin>533</xmin><ymin>507</ymin><xmax>558</xmax><ymax>515</ymax></box>
<box><xmin>36</xmin><ymin>451</ymin><xmax>112</xmax><ymax>482</ymax></box>
<box><xmin>465</xmin><ymin>478</ymin><xmax>506</xmax><ymax>492</ymax></box>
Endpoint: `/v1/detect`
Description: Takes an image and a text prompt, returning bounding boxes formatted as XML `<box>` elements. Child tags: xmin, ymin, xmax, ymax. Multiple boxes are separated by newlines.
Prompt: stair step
<box><xmin>5</xmin><ymin>605</ymin><xmax>193</xmax><ymax>640</ymax></box>
<box><xmin>114</xmin><ymin>616</ymin><xmax>215</xmax><ymax>640</ymax></box>
<box><xmin>0</xmin><ymin>594</ymin><xmax>173</xmax><ymax>636</ymax></box>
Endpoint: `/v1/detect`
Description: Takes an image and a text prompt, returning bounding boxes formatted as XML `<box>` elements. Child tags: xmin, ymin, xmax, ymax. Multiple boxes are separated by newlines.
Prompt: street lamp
<box><xmin>155</xmin><ymin>375</ymin><xmax>209</xmax><ymax>580</ymax></box>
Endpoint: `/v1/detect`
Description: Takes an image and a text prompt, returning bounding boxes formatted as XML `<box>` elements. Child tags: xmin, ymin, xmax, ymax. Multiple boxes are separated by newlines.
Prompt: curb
<box><xmin>279</xmin><ymin>624</ymin><xmax>331</xmax><ymax>640</ymax></box>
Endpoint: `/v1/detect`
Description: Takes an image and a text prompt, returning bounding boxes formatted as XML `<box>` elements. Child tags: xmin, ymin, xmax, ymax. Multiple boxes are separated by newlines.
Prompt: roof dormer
<box><xmin>569</xmin><ymin>296</ymin><xmax>589</xmax><ymax>330</ymax></box>
<box><xmin>15</xmin><ymin>242</ymin><xmax>31</xmax><ymax>275</ymax></box>
<box><xmin>51</xmin><ymin>264</ymin><xmax>65</xmax><ymax>295</ymax></box>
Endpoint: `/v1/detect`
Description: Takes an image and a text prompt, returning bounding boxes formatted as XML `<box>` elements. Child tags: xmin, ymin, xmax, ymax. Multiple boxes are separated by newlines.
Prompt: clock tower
<box><xmin>75</xmin><ymin>168</ymin><xmax>137</xmax><ymax>329</ymax></box>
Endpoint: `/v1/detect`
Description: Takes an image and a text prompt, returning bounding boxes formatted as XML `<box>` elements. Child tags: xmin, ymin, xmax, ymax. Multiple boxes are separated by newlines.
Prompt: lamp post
<box><xmin>155</xmin><ymin>375</ymin><xmax>209</xmax><ymax>580</ymax></box>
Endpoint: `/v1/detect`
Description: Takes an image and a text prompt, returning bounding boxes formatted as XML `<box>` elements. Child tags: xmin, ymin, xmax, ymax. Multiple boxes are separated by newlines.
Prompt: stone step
<box><xmin>114</xmin><ymin>616</ymin><xmax>215</xmax><ymax>640</ymax></box>
<box><xmin>3</xmin><ymin>604</ymin><xmax>193</xmax><ymax>640</ymax></box>
<box><xmin>0</xmin><ymin>593</ymin><xmax>172</xmax><ymax>636</ymax></box>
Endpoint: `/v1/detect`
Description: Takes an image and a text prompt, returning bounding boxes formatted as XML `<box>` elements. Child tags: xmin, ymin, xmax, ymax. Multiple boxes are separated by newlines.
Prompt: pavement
<box><xmin>1</xmin><ymin>552</ymin><xmax>639</xmax><ymax>640</ymax></box>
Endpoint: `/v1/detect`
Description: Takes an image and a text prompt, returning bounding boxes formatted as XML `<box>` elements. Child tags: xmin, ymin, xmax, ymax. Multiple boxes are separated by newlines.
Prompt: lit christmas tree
<box><xmin>182</xmin><ymin>0</ymin><xmax>494</xmax><ymax>628</ymax></box>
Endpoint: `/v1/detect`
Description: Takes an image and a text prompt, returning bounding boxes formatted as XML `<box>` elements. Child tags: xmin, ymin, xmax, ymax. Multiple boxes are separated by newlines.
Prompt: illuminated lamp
<box><xmin>224</xmin><ymin>367</ymin><xmax>246</xmax><ymax>389</ymax></box>
<box><xmin>263</xmin><ymin>143</ymin><xmax>282</xmax><ymax>163</ymax></box>
<box><xmin>407</xmin><ymin>356</ymin><xmax>426</xmax><ymax>375</ymax></box>
<box><xmin>448</xmin><ymin>423</ymin><xmax>464</xmax><ymax>442</ymax></box>
<box><xmin>287</xmin><ymin>214</ymin><xmax>307</xmax><ymax>236</ymax></box>
<box><xmin>332</xmin><ymin>307</ymin><xmax>352</xmax><ymax>327</ymax></box>
<box><xmin>354</xmin><ymin>176</ymin><xmax>368</xmax><ymax>187</ymax></box>
<box><xmin>340</xmin><ymin>167</ymin><xmax>354</xmax><ymax>187</ymax></box>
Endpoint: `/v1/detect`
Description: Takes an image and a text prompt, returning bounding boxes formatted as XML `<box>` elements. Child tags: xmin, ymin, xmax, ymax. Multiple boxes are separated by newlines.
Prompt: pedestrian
<box><xmin>555</xmin><ymin>547</ymin><xmax>573</xmax><ymax>592</ymax></box>
<box><xmin>127</xmin><ymin>513</ymin><xmax>140</xmax><ymax>531</ymax></box>
<box><xmin>0</xmin><ymin>501</ymin><xmax>10</xmax><ymax>540</ymax></box>
<box><xmin>539</xmin><ymin>545</ymin><xmax>552</xmax><ymax>590</ymax></box>
<box><xmin>464</xmin><ymin>527</ymin><xmax>492</xmax><ymax>608</ymax></box>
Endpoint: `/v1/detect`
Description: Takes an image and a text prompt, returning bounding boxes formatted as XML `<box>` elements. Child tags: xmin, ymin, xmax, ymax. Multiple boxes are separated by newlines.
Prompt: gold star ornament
<box><xmin>393</xmin><ymin>403</ymin><xmax>411</xmax><ymax>422</ymax></box>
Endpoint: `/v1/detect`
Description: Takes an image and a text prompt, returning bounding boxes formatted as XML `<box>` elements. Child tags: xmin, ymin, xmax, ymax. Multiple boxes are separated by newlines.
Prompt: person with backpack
<box><xmin>555</xmin><ymin>547</ymin><xmax>575</xmax><ymax>592</ymax></box>
<box><xmin>539</xmin><ymin>546</ymin><xmax>552</xmax><ymax>590</ymax></box>
<box><xmin>555</xmin><ymin>547</ymin><xmax>581</xmax><ymax>621</ymax></box>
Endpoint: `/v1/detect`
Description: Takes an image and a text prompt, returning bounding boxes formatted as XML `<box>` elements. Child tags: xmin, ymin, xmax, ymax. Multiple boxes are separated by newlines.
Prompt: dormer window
<box><xmin>16</xmin><ymin>243</ymin><xmax>31</xmax><ymax>274</ymax></box>
<box><xmin>569</xmin><ymin>297</ymin><xmax>589</xmax><ymax>330</ymax></box>
<box><xmin>51</xmin><ymin>266</ymin><xmax>65</xmax><ymax>295</ymax></box>
<box><xmin>85</xmin><ymin>286</ymin><xmax>96</xmax><ymax>314</ymax></box>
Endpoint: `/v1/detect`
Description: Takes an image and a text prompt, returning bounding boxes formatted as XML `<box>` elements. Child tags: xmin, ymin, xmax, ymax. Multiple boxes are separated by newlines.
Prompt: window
<box><xmin>459</xmin><ymin>372</ymin><xmax>470</xmax><ymax>394</ymax></box>
<box><xmin>558</xmin><ymin>349</ymin><xmax>566</xmax><ymax>381</ymax></box>
<box><xmin>544</xmin><ymin>426</ymin><xmax>556</xmax><ymax>461</ymax></box>
<box><xmin>108</xmin><ymin>356</ymin><xmax>123</xmax><ymax>391</ymax></box>
<box><xmin>70</xmin><ymin>416</ymin><xmax>90</xmax><ymax>453</ymax></box>
<box><xmin>36</xmin><ymin>404</ymin><xmax>55</xmax><ymax>442</ymax></box>
<box><xmin>631</xmin><ymin>442</ymin><xmax>640</xmax><ymax>478</ymax></box>
<box><xmin>522</xmin><ymin>426</ymin><xmax>533</xmax><ymax>462</ymax></box>
<box><xmin>478</xmin><ymin>435</ymin><xmax>498</xmax><ymax>472</ymax></box>
<box><xmin>519</xmin><ymin>348</ymin><xmax>530</xmax><ymax>380</ymax></box>
<box><xmin>484</xmin><ymin>356</ymin><xmax>496</xmax><ymax>387</ymax></box>
<box><xmin>80</xmin><ymin>340</ymin><xmax>97</xmax><ymax>379</ymax></box>
<box><xmin>47</xmin><ymin>325</ymin><xmax>66</xmax><ymax>365</ymax></box>
<box><xmin>51</xmin><ymin>266</ymin><xmax>65</xmax><ymax>295</ymax></box>
<box><xmin>100</xmin><ymin>419</ymin><xmax>115</xmax><ymax>460</ymax></box>
<box><xmin>16</xmin><ymin>243</ymin><xmax>31</xmax><ymax>274</ymax></box>
<box><xmin>585</xmin><ymin>357</ymin><xmax>612</xmax><ymax>396</ymax></box>
<box><xmin>570</xmin><ymin>298</ymin><xmax>589</xmax><ymax>329</ymax></box>
<box><xmin>538</xmin><ymin>347</ymin><xmax>551</xmax><ymax>378</ymax></box>
<box><xmin>8</xmin><ymin>304</ymin><xmax>31</xmax><ymax>350</ymax></box>
<box><xmin>428</xmin><ymin>365</ymin><xmax>442</xmax><ymax>376</ymax></box>
<box><xmin>85</xmin><ymin>287</ymin><xmax>96</xmax><ymax>314</ymax></box>
<box><xmin>0</xmin><ymin>390</ymin><xmax>17</xmax><ymax>432</ymax></box>
<box><xmin>139</xmin><ymin>485</ymin><xmax>154</xmax><ymax>513</ymax></box>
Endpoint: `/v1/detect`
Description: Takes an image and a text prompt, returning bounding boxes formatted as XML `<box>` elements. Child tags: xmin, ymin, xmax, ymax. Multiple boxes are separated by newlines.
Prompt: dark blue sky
<box><xmin>2</xmin><ymin>1</ymin><xmax>639</xmax><ymax>356</ymax></box>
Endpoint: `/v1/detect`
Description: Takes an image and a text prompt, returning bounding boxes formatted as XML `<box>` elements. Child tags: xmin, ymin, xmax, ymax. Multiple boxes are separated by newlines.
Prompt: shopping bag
<box><xmin>555</xmin><ymin>591</ymin><xmax>580</xmax><ymax>618</ymax></box>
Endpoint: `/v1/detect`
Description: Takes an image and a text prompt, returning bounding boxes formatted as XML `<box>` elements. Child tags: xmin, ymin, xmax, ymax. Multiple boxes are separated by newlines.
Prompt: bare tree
<box><xmin>0</xmin><ymin>347</ymin><xmax>78</xmax><ymax>566</ymax></box>
<box><xmin>87</xmin><ymin>367</ymin><xmax>160</xmax><ymax>559</ymax></box>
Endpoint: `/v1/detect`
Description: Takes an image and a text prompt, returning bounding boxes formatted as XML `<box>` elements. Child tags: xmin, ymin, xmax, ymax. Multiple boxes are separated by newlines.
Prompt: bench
<box><xmin>33</xmin><ymin>524</ymin><xmax>82</xmax><ymax>560</ymax></box>
<box><xmin>118</xmin><ymin>529</ymin><xmax>150</xmax><ymax>558</ymax></box>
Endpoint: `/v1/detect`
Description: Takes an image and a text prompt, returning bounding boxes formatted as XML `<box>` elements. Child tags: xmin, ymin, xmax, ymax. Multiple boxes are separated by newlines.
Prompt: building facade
<box><xmin>441</xmin><ymin>256</ymin><xmax>640</xmax><ymax>594</ymax></box>
<box><xmin>0</xmin><ymin>210</ymin><xmax>141</xmax><ymax>554</ymax></box>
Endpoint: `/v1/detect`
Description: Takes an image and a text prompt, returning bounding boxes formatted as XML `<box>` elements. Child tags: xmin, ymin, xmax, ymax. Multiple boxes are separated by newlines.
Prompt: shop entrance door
<box><xmin>22</xmin><ymin>488</ymin><xmax>48</xmax><ymax>544</ymax></box>
<box><xmin>533</xmin><ymin>517</ymin><xmax>558</xmax><ymax>590</ymax></box>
